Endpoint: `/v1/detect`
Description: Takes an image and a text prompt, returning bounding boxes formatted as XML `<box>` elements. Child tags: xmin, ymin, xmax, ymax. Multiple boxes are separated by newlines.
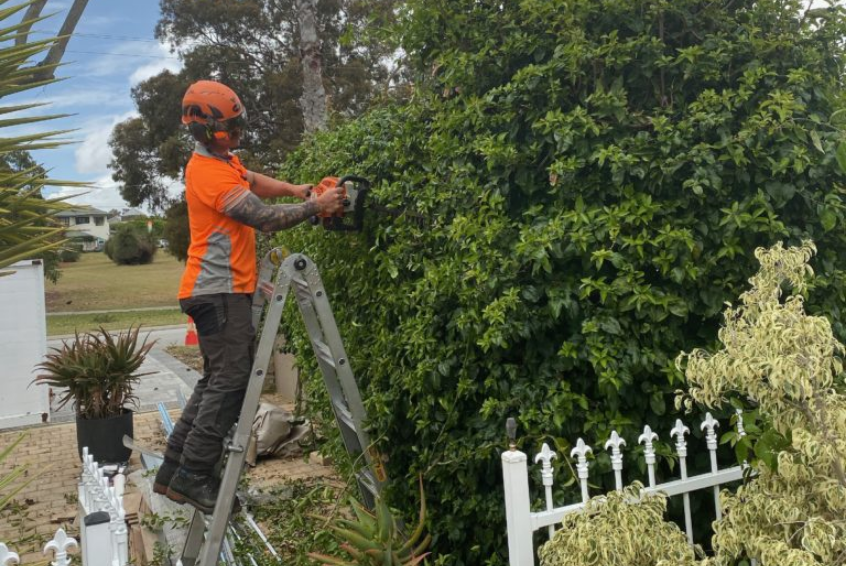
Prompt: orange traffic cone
<box><xmin>185</xmin><ymin>317</ymin><xmax>199</xmax><ymax>346</ymax></box>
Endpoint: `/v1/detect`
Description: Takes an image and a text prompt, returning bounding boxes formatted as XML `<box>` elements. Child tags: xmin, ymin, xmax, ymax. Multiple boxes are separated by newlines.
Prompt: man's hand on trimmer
<box><xmin>316</xmin><ymin>186</ymin><xmax>345</xmax><ymax>214</ymax></box>
<box><xmin>292</xmin><ymin>184</ymin><xmax>312</xmax><ymax>200</ymax></box>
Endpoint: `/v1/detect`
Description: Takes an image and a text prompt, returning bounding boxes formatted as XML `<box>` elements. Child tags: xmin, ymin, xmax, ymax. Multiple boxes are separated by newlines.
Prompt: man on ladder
<box><xmin>153</xmin><ymin>79</ymin><xmax>345</xmax><ymax>514</ymax></box>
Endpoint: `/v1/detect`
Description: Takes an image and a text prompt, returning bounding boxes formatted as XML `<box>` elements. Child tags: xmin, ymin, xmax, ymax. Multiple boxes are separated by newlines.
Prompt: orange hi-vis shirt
<box><xmin>178</xmin><ymin>144</ymin><xmax>257</xmax><ymax>299</ymax></box>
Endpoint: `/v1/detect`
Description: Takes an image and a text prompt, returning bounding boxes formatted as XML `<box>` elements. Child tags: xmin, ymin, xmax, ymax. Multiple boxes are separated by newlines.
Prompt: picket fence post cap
<box><xmin>570</xmin><ymin>438</ymin><xmax>593</xmax><ymax>460</ymax></box>
<box><xmin>534</xmin><ymin>443</ymin><xmax>557</xmax><ymax>466</ymax></box>
<box><xmin>700</xmin><ymin>413</ymin><xmax>720</xmax><ymax>433</ymax></box>
<box><xmin>638</xmin><ymin>425</ymin><xmax>658</xmax><ymax>445</ymax></box>
<box><xmin>43</xmin><ymin>528</ymin><xmax>78</xmax><ymax>566</ymax></box>
<box><xmin>604</xmin><ymin>430</ymin><xmax>626</xmax><ymax>452</ymax></box>
<box><xmin>0</xmin><ymin>543</ymin><xmax>20</xmax><ymax>566</ymax></box>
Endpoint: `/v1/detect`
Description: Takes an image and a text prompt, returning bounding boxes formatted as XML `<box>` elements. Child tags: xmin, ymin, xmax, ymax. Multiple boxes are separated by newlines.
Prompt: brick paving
<box><xmin>0</xmin><ymin>405</ymin><xmax>337</xmax><ymax>563</ymax></box>
<box><xmin>2</xmin><ymin>333</ymin><xmax>339</xmax><ymax>563</ymax></box>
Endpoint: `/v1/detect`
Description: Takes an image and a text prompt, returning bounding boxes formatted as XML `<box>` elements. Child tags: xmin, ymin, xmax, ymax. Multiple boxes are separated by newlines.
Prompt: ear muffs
<box><xmin>188</xmin><ymin>122</ymin><xmax>212</xmax><ymax>144</ymax></box>
<box><xmin>188</xmin><ymin>118</ymin><xmax>230</xmax><ymax>144</ymax></box>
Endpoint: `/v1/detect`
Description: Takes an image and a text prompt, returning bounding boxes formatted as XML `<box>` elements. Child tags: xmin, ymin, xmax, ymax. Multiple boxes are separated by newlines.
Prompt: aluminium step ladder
<box><xmin>178</xmin><ymin>249</ymin><xmax>387</xmax><ymax>566</ymax></box>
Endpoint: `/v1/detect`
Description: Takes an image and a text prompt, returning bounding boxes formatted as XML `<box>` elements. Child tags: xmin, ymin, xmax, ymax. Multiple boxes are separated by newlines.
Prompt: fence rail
<box><xmin>502</xmin><ymin>410</ymin><xmax>752</xmax><ymax>566</ymax></box>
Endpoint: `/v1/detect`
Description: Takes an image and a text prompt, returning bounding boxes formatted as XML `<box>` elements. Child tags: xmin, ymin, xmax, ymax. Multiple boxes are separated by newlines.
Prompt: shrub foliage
<box><xmin>542</xmin><ymin>243</ymin><xmax>846</xmax><ymax>566</ymax></box>
<box><xmin>275</xmin><ymin>0</ymin><xmax>846</xmax><ymax>562</ymax></box>
<box><xmin>679</xmin><ymin>242</ymin><xmax>846</xmax><ymax>565</ymax></box>
<box><xmin>106</xmin><ymin>223</ymin><xmax>156</xmax><ymax>265</ymax></box>
<box><xmin>539</xmin><ymin>483</ymin><xmax>694</xmax><ymax>566</ymax></box>
<box><xmin>163</xmin><ymin>197</ymin><xmax>190</xmax><ymax>262</ymax></box>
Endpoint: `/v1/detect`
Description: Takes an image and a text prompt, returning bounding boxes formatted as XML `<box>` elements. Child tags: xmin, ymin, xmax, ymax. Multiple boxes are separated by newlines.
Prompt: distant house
<box><xmin>55</xmin><ymin>206</ymin><xmax>110</xmax><ymax>251</ymax></box>
<box><xmin>108</xmin><ymin>207</ymin><xmax>146</xmax><ymax>225</ymax></box>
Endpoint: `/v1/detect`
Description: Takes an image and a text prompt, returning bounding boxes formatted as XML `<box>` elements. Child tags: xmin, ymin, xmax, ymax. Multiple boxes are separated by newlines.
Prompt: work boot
<box><xmin>166</xmin><ymin>468</ymin><xmax>219</xmax><ymax>514</ymax></box>
<box><xmin>166</xmin><ymin>468</ymin><xmax>241</xmax><ymax>515</ymax></box>
<box><xmin>152</xmin><ymin>458</ymin><xmax>179</xmax><ymax>495</ymax></box>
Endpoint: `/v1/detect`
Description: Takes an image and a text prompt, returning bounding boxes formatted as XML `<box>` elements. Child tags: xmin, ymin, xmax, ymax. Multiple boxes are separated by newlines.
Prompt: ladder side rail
<box><xmin>290</xmin><ymin>266</ymin><xmax>370</xmax><ymax>463</ymax></box>
<box><xmin>194</xmin><ymin>257</ymin><xmax>297</xmax><ymax>566</ymax></box>
<box><xmin>301</xmin><ymin>261</ymin><xmax>376</xmax><ymax>459</ymax></box>
<box><xmin>299</xmin><ymin>259</ymin><xmax>387</xmax><ymax>497</ymax></box>
<box><xmin>290</xmin><ymin>278</ymin><xmax>348</xmax><ymax>404</ymax></box>
<box><xmin>178</xmin><ymin>508</ymin><xmax>208</xmax><ymax>566</ymax></box>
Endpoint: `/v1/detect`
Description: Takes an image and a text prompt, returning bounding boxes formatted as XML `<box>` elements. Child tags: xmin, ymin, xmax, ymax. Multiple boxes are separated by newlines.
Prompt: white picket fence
<box><xmin>0</xmin><ymin>529</ymin><xmax>78</xmax><ymax>566</ymax></box>
<box><xmin>0</xmin><ymin>447</ymin><xmax>128</xmax><ymax>566</ymax></box>
<box><xmin>502</xmin><ymin>410</ymin><xmax>752</xmax><ymax>566</ymax></box>
<box><xmin>77</xmin><ymin>448</ymin><xmax>128</xmax><ymax>566</ymax></box>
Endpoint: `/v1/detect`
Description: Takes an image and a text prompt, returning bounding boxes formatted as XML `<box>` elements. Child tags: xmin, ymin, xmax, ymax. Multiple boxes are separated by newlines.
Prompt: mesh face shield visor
<box><xmin>223</xmin><ymin>110</ymin><xmax>248</xmax><ymax>137</ymax></box>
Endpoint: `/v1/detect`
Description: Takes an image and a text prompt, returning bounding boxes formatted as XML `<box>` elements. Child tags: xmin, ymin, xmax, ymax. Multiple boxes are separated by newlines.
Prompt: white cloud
<box><xmin>11</xmin><ymin>90</ymin><xmax>126</xmax><ymax>112</ymax></box>
<box><xmin>129</xmin><ymin>43</ymin><xmax>182</xmax><ymax>86</ymax></box>
<box><xmin>49</xmin><ymin>175</ymin><xmax>127</xmax><ymax>212</ymax></box>
<box><xmin>76</xmin><ymin>14</ymin><xmax>123</xmax><ymax>28</ymax></box>
<box><xmin>80</xmin><ymin>41</ymin><xmax>181</xmax><ymax>81</ymax></box>
<box><xmin>47</xmin><ymin>174</ymin><xmax>184</xmax><ymax>214</ymax></box>
<box><xmin>165</xmin><ymin>177</ymin><xmax>185</xmax><ymax>201</ymax></box>
<box><xmin>74</xmin><ymin>111</ymin><xmax>136</xmax><ymax>175</ymax></box>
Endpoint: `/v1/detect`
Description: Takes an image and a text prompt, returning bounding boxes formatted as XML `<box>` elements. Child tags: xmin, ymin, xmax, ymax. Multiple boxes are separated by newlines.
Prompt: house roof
<box><xmin>55</xmin><ymin>206</ymin><xmax>108</xmax><ymax>217</ymax></box>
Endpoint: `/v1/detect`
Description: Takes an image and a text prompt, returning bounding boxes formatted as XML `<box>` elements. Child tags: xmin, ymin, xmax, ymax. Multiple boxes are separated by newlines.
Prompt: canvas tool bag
<box><xmin>246</xmin><ymin>402</ymin><xmax>310</xmax><ymax>466</ymax></box>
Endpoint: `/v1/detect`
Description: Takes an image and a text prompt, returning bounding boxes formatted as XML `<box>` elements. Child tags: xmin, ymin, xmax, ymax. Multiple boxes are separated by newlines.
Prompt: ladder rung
<box><xmin>313</xmin><ymin>339</ymin><xmax>336</xmax><ymax>369</ymax></box>
<box><xmin>258</xmin><ymin>281</ymin><xmax>274</xmax><ymax>299</ymax></box>
<box><xmin>357</xmin><ymin>469</ymin><xmax>378</xmax><ymax>496</ymax></box>
<box><xmin>333</xmin><ymin>399</ymin><xmax>357</xmax><ymax>431</ymax></box>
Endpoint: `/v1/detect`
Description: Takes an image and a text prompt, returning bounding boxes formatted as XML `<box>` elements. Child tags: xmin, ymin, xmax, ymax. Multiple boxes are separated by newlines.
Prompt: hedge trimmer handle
<box><xmin>309</xmin><ymin>175</ymin><xmax>370</xmax><ymax>232</ymax></box>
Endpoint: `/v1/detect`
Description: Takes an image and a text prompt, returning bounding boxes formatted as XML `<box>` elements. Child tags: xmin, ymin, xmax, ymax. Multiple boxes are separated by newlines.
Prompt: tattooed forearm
<box><xmin>224</xmin><ymin>190</ymin><xmax>319</xmax><ymax>232</ymax></box>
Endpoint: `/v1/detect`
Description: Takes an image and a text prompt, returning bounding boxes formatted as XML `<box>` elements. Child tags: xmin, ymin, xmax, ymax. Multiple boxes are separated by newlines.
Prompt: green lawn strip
<box><xmin>47</xmin><ymin>308</ymin><xmax>185</xmax><ymax>336</ymax></box>
<box><xmin>46</xmin><ymin>252</ymin><xmax>184</xmax><ymax>313</ymax></box>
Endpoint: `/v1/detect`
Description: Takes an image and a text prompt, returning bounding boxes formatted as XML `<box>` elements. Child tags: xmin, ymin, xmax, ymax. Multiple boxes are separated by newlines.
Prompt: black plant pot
<box><xmin>76</xmin><ymin>409</ymin><xmax>134</xmax><ymax>464</ymax></box>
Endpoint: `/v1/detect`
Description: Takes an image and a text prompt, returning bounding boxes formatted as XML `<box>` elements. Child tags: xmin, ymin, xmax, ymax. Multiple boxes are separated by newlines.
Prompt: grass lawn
<box><xmin>45</xmin><ymin>251</ymin><xmax>184</xmax><ymax>313</ymax></box>
<box><xmin>47</xmin><ymin>308</ymin><xmax>185</xmax><ymax>336</ymax></box>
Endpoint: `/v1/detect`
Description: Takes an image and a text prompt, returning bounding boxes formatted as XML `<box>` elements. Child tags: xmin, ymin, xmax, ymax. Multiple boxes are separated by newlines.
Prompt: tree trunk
<box><xmin>15</xmin><ymin>0</ymin><xmax>48</xmax><ymax>46</ymax></box>
<box><xmin>16</xmin><ymin>0</ymin><xmax>91</xmax><ymax>82</ymax></box>
<box><xmin>296</xmin><ymin>0</ymin><xmax>328</xmax><ymax>134</ymax></box>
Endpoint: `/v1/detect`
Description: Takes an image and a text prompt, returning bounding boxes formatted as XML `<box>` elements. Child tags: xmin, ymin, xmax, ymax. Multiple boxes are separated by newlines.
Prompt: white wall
<box><xmin>71</xmin><ymin>217</ymin><xmax>110</xmax><ymax>241</ymax></box>
<box><xmin>0</xmin><ymin>260</ymin><xmax>49</xmax><ymax>429</ymax></box>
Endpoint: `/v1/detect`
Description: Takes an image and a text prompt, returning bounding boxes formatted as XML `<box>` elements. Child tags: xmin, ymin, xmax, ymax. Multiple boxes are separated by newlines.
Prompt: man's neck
<box><xmin>195</xmin><ymin>142</ymin><xmax>231</xmax><ymax>160</ymax></box>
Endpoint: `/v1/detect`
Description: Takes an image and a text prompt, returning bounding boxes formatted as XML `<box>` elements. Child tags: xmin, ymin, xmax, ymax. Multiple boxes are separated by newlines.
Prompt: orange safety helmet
<box><xmin>181</xmin><ymin>80</ymin><xmax>247</xmax><ymax>144</ymax></box>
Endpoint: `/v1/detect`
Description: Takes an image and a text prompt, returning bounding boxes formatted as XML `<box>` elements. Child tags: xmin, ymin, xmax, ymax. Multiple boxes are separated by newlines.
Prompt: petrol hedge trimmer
<box><xmin>308</xmin><ymin>175</ymin><xmax>370</xmax><ymax>231</ymax></box>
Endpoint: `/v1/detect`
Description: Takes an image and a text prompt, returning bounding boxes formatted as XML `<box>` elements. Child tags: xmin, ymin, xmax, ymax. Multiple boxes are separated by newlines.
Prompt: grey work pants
<box><xmin>165</xmin><ymin>293</ymin><xmax>255</xmax><ymax>472</ymax></box>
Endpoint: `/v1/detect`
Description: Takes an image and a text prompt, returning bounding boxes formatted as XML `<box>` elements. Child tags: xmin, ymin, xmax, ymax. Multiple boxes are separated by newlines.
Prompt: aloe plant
<box><xmin>33</xmin><ymin>326</ymin><xmax>155</xmax><ymax>419</ymax></box>
<box><xmin>308</xmin><ymin>477</ymin><xmax>430</xmax><ymax>566</ymax></box>
<box><xmin>0</xmin><ymin>1</ymin><xmax>89</xmax><ymax>271</ymax></box>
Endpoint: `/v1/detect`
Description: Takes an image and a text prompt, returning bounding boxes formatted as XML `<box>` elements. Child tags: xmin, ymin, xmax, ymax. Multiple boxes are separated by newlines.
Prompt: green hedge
<box><xmin>275</xmin><ymin>0</ymin><xmax>846</xmax><ymax>563</ymax></box>
<box><xmin>105</xmin><ymin>224</ymin><xmax>156</xmax><ymax>265</ymax></box>
<box><xmin>163</xmin><ymin>198</ymin><xmax>190</xmax><ymax>263</ymax></box>
<box><xmin>58</xmin><ymin>241</ymin><xmax>82</xmax><ymax>262</ymax></box>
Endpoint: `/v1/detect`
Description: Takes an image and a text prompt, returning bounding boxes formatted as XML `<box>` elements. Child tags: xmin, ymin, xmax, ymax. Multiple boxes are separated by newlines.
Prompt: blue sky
<box><xmin>10</xmin><ymin>0</ymin><xmax>182</xmax><ymax>212</ymax></box>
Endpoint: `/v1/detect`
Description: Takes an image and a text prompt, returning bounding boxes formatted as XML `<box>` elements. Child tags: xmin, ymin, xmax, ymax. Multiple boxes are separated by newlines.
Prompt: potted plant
<box><xmin>34</xmin><ymin>326</ymin><xmax>154</xmax><ymax>463</ymax></box>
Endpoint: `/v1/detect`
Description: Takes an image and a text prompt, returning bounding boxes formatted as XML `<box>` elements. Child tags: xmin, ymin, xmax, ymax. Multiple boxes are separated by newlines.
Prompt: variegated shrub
<box><xmin>679</xmin><ymin>241</ymin><xmax>846</xmax><ymax>566</ymax></box>
<box><xmin>541</xmin><ymin>242</ymin><xmax>846</xmax><ymax>566</ymax></box>
<box><xmin>538</xmin><ymin>483</ymin><xmax>694</xmax><ymax>566</ymax></box>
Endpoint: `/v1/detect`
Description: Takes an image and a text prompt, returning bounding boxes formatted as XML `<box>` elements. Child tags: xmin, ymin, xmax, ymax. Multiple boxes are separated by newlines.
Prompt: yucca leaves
<box><xmin>0</xmin><ymin>0</ymin><xmax>88</xmax><ymax>272</ymax></box>
<box><xmin>309</xmin><ymin>477</ymin><xmax>430</xmax><ymax>566</ymax></box>
<box><xmin>33</xmin><ymin>326</ymin><xmax>155</xmax><ymax>419</ymax></box>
